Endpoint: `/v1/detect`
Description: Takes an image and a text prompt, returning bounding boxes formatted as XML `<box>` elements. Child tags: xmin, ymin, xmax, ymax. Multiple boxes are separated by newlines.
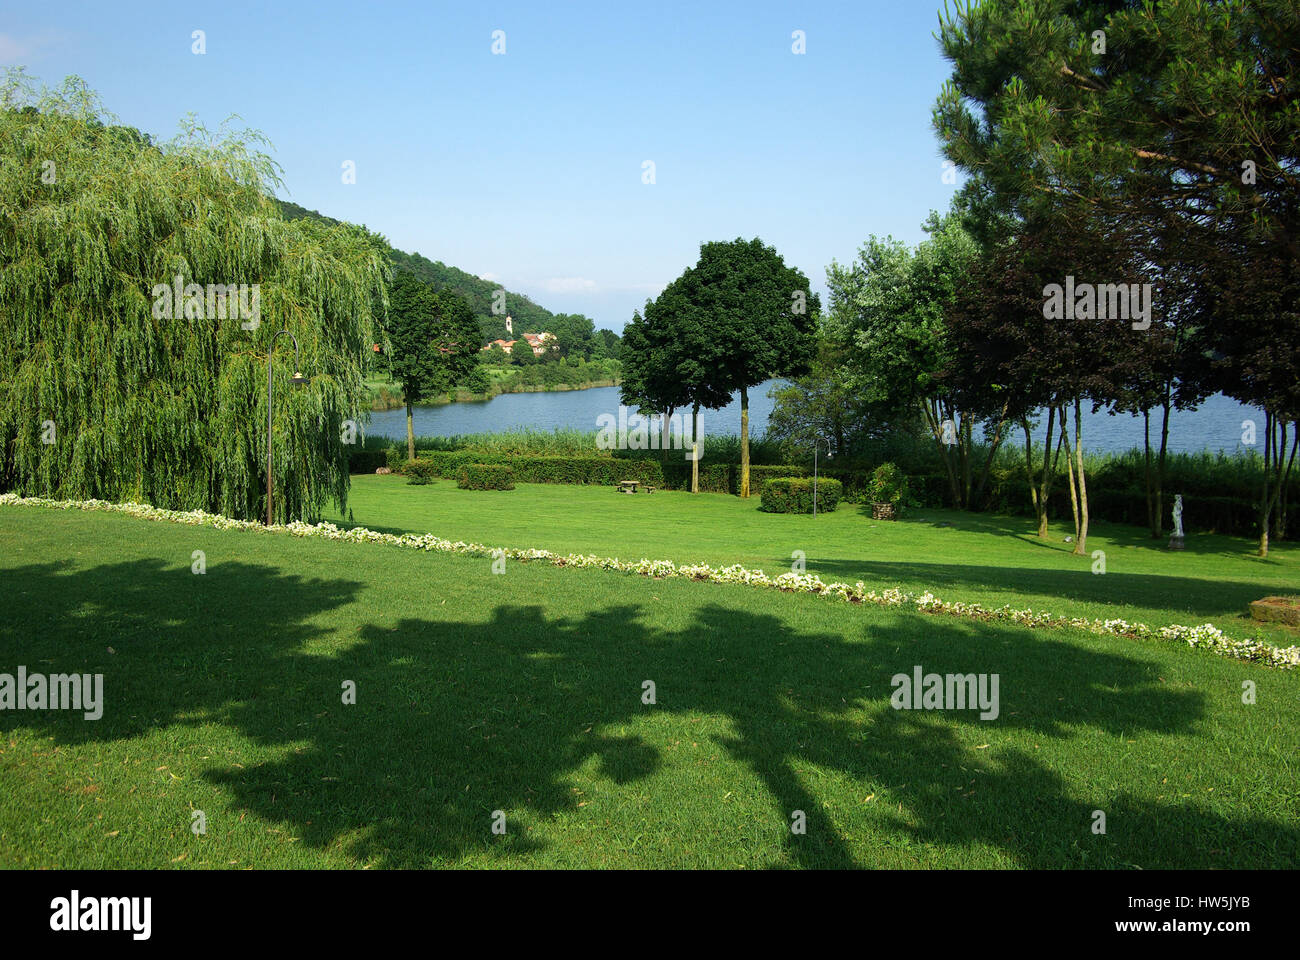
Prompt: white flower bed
<box><xmin>3</xmin><ymin>492</ymin><xmax>1296</xmax><ymax>670</ymax></box>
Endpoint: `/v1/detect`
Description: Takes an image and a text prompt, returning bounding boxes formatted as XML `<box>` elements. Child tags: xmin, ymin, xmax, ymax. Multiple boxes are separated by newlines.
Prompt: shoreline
<box><xmin>368</xmin><ymin>378</ymin><xmax>620</xmax><ymax>411</ymax></box>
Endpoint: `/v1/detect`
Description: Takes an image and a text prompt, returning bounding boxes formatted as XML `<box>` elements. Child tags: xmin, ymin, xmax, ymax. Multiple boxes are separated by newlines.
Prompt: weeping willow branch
<box><xmin>0</xmin><ymin>72</ymin><xmax>390</xmax><ymax>522</ymax></box>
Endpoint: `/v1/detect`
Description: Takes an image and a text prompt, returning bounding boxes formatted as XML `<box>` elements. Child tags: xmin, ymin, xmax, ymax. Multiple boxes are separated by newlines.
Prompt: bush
<box><xmin>385</xmin><ymin>444</ymin><xmax>405</xmax><ymax>472</ymax></box>
<box><xmin>760</xmin><ymin>477</ymin><xmax>843</xmax><ymax>514</ymax></box>
<box><xmin>457</xmin><ymin>464</ymin><xmax>516</xmax><ymax>490</ymax></box>
<box><xmin>347</xmin><ymin>448</ymin><xmax>388</xmax><ymax>474</ymax></box>
<box><xmin>867</xmin><ymin>463</ymin><xmax>915</xmax><ymax>515</ymax></box>
<box><xmin>404</xmin><ymin>459</ymin><xmax>439</xmax><ymax>485</ymax></box>
<box><xmin>404</xmin><ymin>453</ymin><xmax>662</xmax><ymax>487</ymax></box>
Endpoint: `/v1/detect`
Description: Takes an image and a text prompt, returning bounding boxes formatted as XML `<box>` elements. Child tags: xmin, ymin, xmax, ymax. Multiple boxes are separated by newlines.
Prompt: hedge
<box><xmin>457</xmin><ymin>464</ymin><xmax>516</xmax><ymax>490</ymax></box>
<box><xmin>760</xmin><ymin>477</ymin><xmax>843</xmax><ymax>514</ymax></box>
<box><xmin>404</xmin><ymin>452</ymin><xmax>662</xmax><ymax>487</ymax></box>
<box><xmin>346</xmin><ymin>448</ymin><xmax>388</xmax><ymax>474</ymax></box>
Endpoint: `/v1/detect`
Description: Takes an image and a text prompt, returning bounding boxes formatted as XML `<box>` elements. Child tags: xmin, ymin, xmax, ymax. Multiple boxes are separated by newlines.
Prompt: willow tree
<box><xmin>0</xmin><ymin>72</ymin><xmax>389</xmax><ymax>522</ymax></box>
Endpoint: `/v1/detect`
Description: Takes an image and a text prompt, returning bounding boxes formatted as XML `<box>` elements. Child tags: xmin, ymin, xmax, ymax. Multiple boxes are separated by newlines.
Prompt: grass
<box><xmin>330</xmin><ymin>476</ymin><xmax>1300</xmax><ymax>647</ymax></box>
<box><xmin>1</xmin><ymin>504</ymin><xmax>1297</xmax><ymax>869</ymax></box>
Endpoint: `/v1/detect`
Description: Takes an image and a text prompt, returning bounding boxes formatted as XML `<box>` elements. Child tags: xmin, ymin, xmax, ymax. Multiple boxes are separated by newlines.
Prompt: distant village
<box><xmin>482</xmin><ymin>317</ymin><xmax>557</xmax><ymax>356</ymax></box>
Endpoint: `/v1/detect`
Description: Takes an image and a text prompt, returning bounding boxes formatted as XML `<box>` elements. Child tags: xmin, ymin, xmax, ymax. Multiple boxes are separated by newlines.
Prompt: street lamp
<box><xmin>813</xmin><ymin>437</ymin><xmax>832</xmax><ymax>517</ymax></box>
<box><xmin>266</xmin><ymin>329</ymin><xmax>308</xmax><ymax>526</ymax></box>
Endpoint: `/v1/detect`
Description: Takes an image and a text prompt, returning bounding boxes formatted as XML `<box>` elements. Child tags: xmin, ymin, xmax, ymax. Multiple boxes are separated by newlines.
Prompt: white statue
<box><xmin>1172</xmin><ymin>494</ymin><xmax>1184</xmax><ymax>538</ymax></box>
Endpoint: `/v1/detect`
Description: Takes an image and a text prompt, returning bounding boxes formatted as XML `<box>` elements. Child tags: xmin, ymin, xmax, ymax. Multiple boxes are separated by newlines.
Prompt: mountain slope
<box><xmin>278</xmin><ymin>200</ymin><xmax>557</xmax><ymax>344</ymax></box>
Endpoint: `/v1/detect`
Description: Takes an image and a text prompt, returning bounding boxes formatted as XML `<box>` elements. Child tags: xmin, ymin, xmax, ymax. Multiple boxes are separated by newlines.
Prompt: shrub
<box><xmin>760</xmin><ymin>477</ymin><xmax>843</xmax><ymax>514</ymax></box>
<box><xmin>404</xmin><ymin>452</ymin><xmax>662</xmax><ymax>487</ymax></box>
<box><xmin>867</xmin><ymin>463</ymin><xmax>915</xmax><ymax>515</ymax></box>
<box><xmin>404</xmin><ymin>459</ymin><xmax>439</xmax><ymax>485</ymax></box>
<box><xmin>347</xmin><ymin>449</ymin><xmax>388</xmax><ymax>474</ymax></box>
<box><xmin>385</xmin><ymin>444</ymin><xmax>405</xmax><ymax>472</ymax></box>
<box><xmin>457</xmin><ymin>464</ymin><xmax>516</xmax><ymax>490</ymax></box>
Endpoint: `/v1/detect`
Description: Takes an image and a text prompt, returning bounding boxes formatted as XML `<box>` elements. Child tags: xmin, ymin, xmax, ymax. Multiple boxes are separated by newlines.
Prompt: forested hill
<box><xmin>277</xmin><ymin>200</ymin><xmax>556</xmax><ymax>343</ymax></box>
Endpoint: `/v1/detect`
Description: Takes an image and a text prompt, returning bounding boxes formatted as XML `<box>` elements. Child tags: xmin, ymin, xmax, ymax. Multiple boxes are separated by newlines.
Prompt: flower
<box><xmin>2</xmin><ymin>492</ymin><xmax>1295</xmax><ymax>670</ymax></box>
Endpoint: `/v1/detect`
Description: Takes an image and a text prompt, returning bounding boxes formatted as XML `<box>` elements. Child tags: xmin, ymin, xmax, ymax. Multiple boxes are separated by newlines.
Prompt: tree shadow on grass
<box><xmin>791</xmin><ymin>556</ymin><xmax>1276</xmax><ymax>627</ymax></box>
<box><xmin>2</xmin><ymin>556</ymin><xmax>1296</xmax><ymax>868</ymax></box>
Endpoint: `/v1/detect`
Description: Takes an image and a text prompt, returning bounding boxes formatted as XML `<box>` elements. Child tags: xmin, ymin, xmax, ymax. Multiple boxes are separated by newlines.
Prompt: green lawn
<box><xmin>1</xmin><ymin>505</ymin><xmax>1296</xmax><ymax>869</ymax></box>
<box><xmin>331</xmin><ymin>476</ymin><xmax>1300</xmax><ymax>646</ymax></box>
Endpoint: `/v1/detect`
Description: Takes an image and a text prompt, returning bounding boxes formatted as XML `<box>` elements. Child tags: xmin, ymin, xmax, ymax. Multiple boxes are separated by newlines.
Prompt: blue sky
<box><xmin>2</xmin><ymin>0</ymin><xmax>962</xmax><ymax>331</ymax></box>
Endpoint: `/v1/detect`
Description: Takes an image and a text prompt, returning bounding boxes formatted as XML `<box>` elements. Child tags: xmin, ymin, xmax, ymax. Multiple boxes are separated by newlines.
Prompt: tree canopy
<box><xmin>0</xmin><ymin>71</ymin><xmax>388</xmax><ymax>522</ymax></box>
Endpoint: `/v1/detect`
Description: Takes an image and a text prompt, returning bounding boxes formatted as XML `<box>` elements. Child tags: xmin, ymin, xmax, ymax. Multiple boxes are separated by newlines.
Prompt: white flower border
<box><xmin>3</xmin><ymin>493</ymin><xmax>1296</xmax><ymax>670</ymax></box>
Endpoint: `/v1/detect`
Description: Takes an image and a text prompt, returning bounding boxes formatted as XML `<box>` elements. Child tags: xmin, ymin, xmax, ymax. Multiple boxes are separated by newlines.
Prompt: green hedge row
<box><xmin>760</xmin><ymin>477</ymin><xmax>843</xmax><ymax>514</ymax></box>
<box><xmin>405</xmin><ymin>452</ymin><xmax>662</xmax><ymax>487</ymax></box>
<box><xmin>656</xmin><ymin>462</ymin><xmax>869</xmax><ymax>499</ymax></box>
<box><xmin>347</xmin><ymin>449</ymin><xmax>389</xmax><ymax>473</ymax></box>
<box><xmin>457</xmin><ymin>464</ymin><xmax>515</xmax><ymax>490</ymax></box>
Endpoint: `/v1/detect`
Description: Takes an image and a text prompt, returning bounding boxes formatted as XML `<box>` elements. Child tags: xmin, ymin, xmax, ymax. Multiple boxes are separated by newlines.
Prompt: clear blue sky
<box><xmin>2</xmin><ymin>0</ymin><xmax>963</xmax><ymax>331</ymax></box>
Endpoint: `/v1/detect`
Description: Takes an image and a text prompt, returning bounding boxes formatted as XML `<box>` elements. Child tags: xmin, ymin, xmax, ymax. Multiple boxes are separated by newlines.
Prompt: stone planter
<box><xmin>871</xmin><ymin>502</ymin><xmax>896</xmax><ymax>521</ymax></box>
<box><xmin>1249</xmin><ymin>596</ymin><xmax>1300</xmax><ymax>628</ymax></box>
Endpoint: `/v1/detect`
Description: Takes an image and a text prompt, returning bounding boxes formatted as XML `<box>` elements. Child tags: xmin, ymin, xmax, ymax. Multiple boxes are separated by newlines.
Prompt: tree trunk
<box><xmin>921</xmin><ymin>398</ymin><xmax>961</xmax><ymax>508</ymax></box>
<box><xmin>406</xmin><ymin>402</ymin><xmax>415</xmax><ymax>462</ymax></box>
<box><xmin>1259</xmin><ymin>415</ymin><xmax>1298</xmax><ymax>555</ymax></box>
<box><xmin>1259</xmin><ymin>410</ymin><xmax>1273</xmax><ymax>557</ymax></box>
<box><xmin>961</xmin><ymin>414</ymin><xmax>973</xmax><ymax>508</ymax></box>
<box><xmin>1033</xmin><ymin>407</ymin><xmax>1059</xmax><ymax>538</ymax></box>
<box><xmin>691</xmin><ymin>404</ymin><xmax>700</xmax><ymax>494</ymax></box>
<box><xmin>1143</xmin><ymin>407</ymin><xmax>1155</xmax><ymax>536</ymax></box>
<box><xmin>661</xmin><ymin>407</ymin><xmax>673</xmax><ymax>468</ymax></box>
<box><xmin>739</xmin><ymin>385</ymin><xmax>751</xmax><ymax>498</ymax></box>
<box><xmin>1072</xmin><ymin>398</ymin><xmax>1089</xmax><ymax>556</ymax></box>
<box><xmin>1277</xmin><ymin>421</ymin><xmax>1297</xmax><ymax>541</ymax></box>
<box><xmin>1059</xmin><ymin>404</ymin><xmax>1081</xmax><ymax>548</ymax></box>
<box><xmin>1155</xmin><ymin>392</ymin><xmax>1171</xmax><ymax>539</ymax></box>
<box><xmin>1022</xmin><ymin>419</ymin><xmax>1044</xmax><ymax>535</ymax></box>
<box><xmin>974</xmin><ymin>405</ymin><xmax>1009</xmax><ymax>509</ymax></box>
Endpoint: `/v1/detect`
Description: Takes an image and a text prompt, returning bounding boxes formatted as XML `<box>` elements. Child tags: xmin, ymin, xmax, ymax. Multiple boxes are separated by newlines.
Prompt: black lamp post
<box><xmin>813</xmin><ymin>438</ymin><xmax>832</xmax><ymax>517</ymax></box>
<box><xmin>266</xmin><ymin>330</ymin><xmax>308</xmax><ymax>526</ymax></box>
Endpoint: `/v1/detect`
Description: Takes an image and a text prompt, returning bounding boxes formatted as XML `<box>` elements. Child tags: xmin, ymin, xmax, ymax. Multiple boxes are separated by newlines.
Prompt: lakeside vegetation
<box><xmin>349</xmin><ymin>427</ymin><xmax>1299</xmax><ymax>541</ymax></box>
<box><xmin>364</xmin><ymin>359</ymin><xmax>622</xmax><ymax>411</ymax></box>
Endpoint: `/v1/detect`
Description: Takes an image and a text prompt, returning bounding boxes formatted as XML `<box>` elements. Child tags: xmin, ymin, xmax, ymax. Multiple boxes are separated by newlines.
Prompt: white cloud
<box><xmin>478</xmin><ymin>272</ymin><xmax>499</xmax><ymax>282</ymax></box>
<box><xmin>542</xmin><ymin>277</ymin><xmax>598</xmax><ymax>293</ymax></box>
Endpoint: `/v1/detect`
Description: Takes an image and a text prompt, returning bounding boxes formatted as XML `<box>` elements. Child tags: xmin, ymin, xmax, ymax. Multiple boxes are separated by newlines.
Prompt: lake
<box><xmin>365</xmin><ymin>381</ymin><xmax>1265</xmax><ymax>457</ymax></box>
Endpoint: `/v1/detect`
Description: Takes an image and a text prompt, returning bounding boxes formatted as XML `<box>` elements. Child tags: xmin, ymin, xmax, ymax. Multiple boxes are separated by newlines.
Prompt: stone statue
<box><xmin>1172</xmin><ymin>495</ymin><xmax>1184</xmax><ymax>538</ymax></box>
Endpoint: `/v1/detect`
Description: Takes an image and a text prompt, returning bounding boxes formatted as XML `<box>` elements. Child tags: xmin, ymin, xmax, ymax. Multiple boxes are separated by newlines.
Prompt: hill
<box><xmin>277</xmin><ymin>200</ymin><xmax>615</xmax><ymax>356</ymax></box>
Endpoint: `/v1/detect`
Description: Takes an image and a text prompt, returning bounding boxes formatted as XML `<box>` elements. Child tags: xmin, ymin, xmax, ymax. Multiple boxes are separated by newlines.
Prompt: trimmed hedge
<box><xmin>405</xmin><ymin>452</ymin><xmax>662</xmax><ymax>487</ymax></box>
<box><xmin>760</xmin><ymin>477</ymin><xmax>843</xmax><ymax>514</ymax></box>
<box><xmin>347</xmin><ymin>448</ymin><xmax>388</xmax><ymax>474</ymax></box>
<box><xmin>657</xmin><ymin>462</ymin><xmax>868</xmax><ymax>499</ymax></box>
<box><xmin>457</xmin><ymin>464</ymin><xmax>516</xmax><ymax>490</ymax></box>
<box><xmin>404</xmin><ymin>459</ymin><xmax>438</xmax><ymax>485</ymax></box>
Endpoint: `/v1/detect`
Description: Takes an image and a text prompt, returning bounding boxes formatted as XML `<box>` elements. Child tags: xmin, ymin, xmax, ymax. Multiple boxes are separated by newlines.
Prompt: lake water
<box><xmin>365</xmin><ymin>381</ymin><xmax>1265</xmax><ymax>457</ymax></box>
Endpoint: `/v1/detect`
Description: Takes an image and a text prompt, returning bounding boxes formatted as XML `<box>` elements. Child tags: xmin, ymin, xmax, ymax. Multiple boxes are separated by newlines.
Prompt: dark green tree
<box><xmin>933</xmin><ymin>0</ymin><xmax>1300</xmax><ymax>554</ymax></box>
<box><xmin>385</xmin><ymin>274</ymin><xmax>480</xmax><ymax>460</ymax></box>
<box><xmin>677</xmin><ymin>238</ymin><xmax>819</xmax><ymax>497</ymax></box>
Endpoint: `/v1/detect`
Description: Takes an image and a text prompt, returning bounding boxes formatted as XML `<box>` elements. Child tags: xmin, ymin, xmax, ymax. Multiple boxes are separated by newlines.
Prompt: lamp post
<box><xmin>266</xmin><ymin>330</ymin><xmax>308</xmax><ymax>526</ymax></box>
<box><xmin>813</xmin><ymin>438</ymin><xmax>832</xmax><ymax>517</ymax></box>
